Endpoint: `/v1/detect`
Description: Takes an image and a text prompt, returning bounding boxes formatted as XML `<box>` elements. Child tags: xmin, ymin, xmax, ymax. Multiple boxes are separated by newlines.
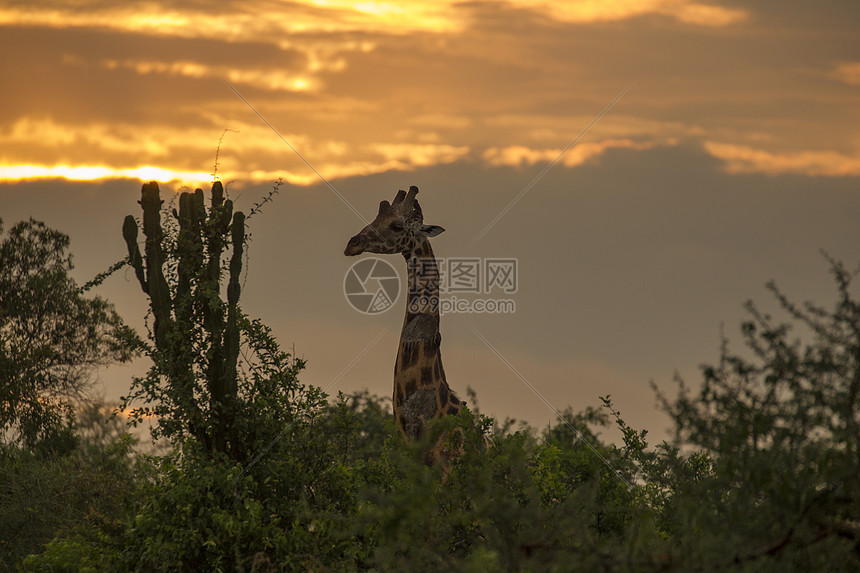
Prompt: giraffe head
<box><xmin>344</xmin><ymin>186</ymin><xmax>445</xmax><ymax>257</ymax></box>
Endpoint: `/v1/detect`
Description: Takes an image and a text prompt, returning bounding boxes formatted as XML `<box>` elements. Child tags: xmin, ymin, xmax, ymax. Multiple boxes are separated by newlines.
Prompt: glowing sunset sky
<box><xmin>2</xmin><ymin>0</ymin><xmax>859</xmax><ymax>438</ymax></box>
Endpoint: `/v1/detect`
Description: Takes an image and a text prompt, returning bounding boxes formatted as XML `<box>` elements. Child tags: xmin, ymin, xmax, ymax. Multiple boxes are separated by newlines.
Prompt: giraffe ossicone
<box><xmin>344</xmin><ymin>186</ymin><xmax>465</xmax><ymax>466</ymax></box>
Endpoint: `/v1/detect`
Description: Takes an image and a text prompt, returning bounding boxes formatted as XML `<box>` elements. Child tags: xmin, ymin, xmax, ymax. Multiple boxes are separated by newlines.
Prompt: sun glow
<box><xmin>0</xmin><ymin>141</ymin><xmax>473</xmax><ymax>186</ymax></box>
<box><xmin>0</xmin><ymin>0</ymin><xmax>747</xmax><ymax>49</ymax></box>
<box><xmin>0</xmin><ymin>164</ymin><xmax>212</xmax><ymax>184</ymax></box>
<box><xmin>504</xmin><ymin>0</ymin><xmax>747</xmax><ymax>26</ymax></box>
<box><xmin>0</xmin><ymin>0</ymin><xmax>463</xmax><ymax>41</ymax></box>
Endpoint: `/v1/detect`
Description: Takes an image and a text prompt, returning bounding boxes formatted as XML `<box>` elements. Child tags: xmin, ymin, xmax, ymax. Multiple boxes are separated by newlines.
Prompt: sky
<box><xmin>2</xmin><ymin>0</ymin><xmax>859</xmax><ymax>443</ymax></box>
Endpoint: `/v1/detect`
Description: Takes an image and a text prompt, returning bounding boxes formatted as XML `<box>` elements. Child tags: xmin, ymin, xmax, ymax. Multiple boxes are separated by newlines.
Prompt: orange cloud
<box><xmin>0</xmin><ymin>114</ymin><xmax>472</xmax><ymax>186</ymax></box>
<box><xmin>832</xmin><ymin>62</ymin><xmax>860</xmax><ymax>86</ymax></box>
<box><xmin>0</xmin><ymin>1</ymin><xmax>462</xmax><ymax>40</ymax></box>
<box><xmin>371</xmin><ymin>143</ymin><xmax>470</xmax><ymax>166</ymax></box>
<box><xmin>704</xmin><ymin>141</ymin><xmax>860</xmax><ymax>177</ymax></box>
<box><xmin>505</xmin><ymin>0</ymin><xmax>747</xmax><ymax>26</ymax></box>
<box><xmin>409</xmin><ymin>113</ymin><xmax>474</xmax><ymax>130</ymax></box>
<box><xmin>0</xmin><ymin>117</ymin><xmax>287</xmax><ymax>161</ymax></box>
<box><xmin>244</xmin><ymin>143</ymin><xmax>471</xmax><ymax>185</ymax></box>
<box><xmin>482</xmin><ymin>138</ymin><xmax>659</xmax><ymax>168</ymax></box>
<box><xmin>103</xmin><ymin>59</ymin><xmax>318</xmax><ymax>92</ymax></box>
<box><xmin>0</xmin><ymin>0</ymin><xmax>748</xmax><ymax>46</ymax></box>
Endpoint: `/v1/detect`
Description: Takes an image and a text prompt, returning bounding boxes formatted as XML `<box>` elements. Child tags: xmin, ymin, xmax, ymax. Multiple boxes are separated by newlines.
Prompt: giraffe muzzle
<box><xmin>344</xmin><ymin>234</ymin><xmax>365</xmax><ymax>256</ymax></box>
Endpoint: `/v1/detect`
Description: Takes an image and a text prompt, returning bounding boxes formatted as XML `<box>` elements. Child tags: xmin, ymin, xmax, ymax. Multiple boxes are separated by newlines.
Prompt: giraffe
<box><xmin>344</xmin><ymin>186</ymin><xmax>464</xmax><ymax>465</ymax></box>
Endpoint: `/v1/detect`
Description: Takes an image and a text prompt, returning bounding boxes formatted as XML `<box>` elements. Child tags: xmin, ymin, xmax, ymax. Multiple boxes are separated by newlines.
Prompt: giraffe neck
<box><xmin>392</xmin><ymin>240</ymin><xmax>462</xmax><ymax>439</ymax></box>
<box><xmin>403</xmin><ymin>239</ymin><xmax>440</xmax><ymax>324</ymax></box>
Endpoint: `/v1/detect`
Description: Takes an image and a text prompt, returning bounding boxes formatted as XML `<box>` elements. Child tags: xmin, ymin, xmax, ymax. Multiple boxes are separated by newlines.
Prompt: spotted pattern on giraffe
<box><xmin>344</xmin><ymin>185</ymin><xmax>464</xmax><ymax>468</ymax></box>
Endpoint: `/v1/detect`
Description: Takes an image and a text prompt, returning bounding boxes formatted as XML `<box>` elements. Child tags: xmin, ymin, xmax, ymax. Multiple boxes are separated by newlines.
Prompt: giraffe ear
<box><xmin>421</xmin><ymin>224</ymin><xmax>445</xmax><ymax>237</ymax></box>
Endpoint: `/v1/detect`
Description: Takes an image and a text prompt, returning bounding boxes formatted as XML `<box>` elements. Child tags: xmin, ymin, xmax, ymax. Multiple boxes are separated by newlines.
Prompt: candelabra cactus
<box><xmin>122</xmin><ymin>180</ymin><xmax>245</xmax><ymax>456</ymax></box>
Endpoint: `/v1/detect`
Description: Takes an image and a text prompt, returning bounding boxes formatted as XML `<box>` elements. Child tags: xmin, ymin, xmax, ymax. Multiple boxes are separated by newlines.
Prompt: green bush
<box><xmin>13</xmin><ymin>197</ymin><xmax>860</xmax><ymax>570</ymax></box>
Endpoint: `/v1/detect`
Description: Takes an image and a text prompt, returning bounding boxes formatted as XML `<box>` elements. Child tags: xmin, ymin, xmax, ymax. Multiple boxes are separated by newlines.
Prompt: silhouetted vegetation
<box><xmin>2</xmin><ymin>189</ymin><xmax>859</xmax><ymax>571</ymax></box>
<box><xmin>0</xmin><ymin>218</ymin><xmax>137</xmax><ymax>454</ymax></box>
<box><xmin>120</xmin><ymin>181</ymin><xmax>320</xmax><ymax>462</ymax></box>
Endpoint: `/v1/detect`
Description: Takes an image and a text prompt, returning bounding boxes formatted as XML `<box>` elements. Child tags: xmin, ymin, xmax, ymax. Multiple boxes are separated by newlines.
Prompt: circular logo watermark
<box><xmin>344</xmin><ymin>257</ymin><xmax>400</xmax><ymax>314</ymax></box>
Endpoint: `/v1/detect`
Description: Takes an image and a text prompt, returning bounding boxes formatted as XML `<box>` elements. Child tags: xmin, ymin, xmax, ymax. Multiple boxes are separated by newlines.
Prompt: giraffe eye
<box><xmin>389</xmin><ymin>222</ymin><xmax>404</xmax><ymax>232</ymax></box>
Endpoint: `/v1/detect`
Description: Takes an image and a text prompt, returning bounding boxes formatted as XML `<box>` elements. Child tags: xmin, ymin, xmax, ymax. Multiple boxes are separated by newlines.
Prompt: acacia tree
<box><xmin>0</xmin><ymin>218</ymin><xmax>137</xmax><ymax>452</ymax></box>
<box><xmin>654</xmin><ymin>255</ymin><xmax>860</xmax><ymax>569</ymax></box>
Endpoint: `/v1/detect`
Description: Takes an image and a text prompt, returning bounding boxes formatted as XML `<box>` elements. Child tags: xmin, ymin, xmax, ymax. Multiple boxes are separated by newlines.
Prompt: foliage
<box><xmin>0</xmin><ymin>218</ymin><xmax>137</xmax><ymax>452</ymax></box>
<box><xmin>652</xmin><ymin>254</ymin><xmax>860</xmax><ymax>570</ymax></box>
<box><xmin>1</xmin><ymin>402</ymin><xmax>142</xmax><ymax>572</ymax></box>
<box><xmin>11</xmin><ymin>203</ymin><xmax>859</xmax><ymax>571</ymax></box>
<box><xmin>119</xmin><ymin>182</ymin><xmax>323</xmax><ymax>462</ymax></box>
